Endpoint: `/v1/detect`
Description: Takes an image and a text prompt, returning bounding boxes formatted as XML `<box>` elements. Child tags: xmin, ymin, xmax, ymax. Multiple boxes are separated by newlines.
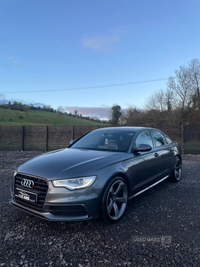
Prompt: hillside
<box><xmin>0</xmin><ymin>108</ymin><xmax>108</xmax><ymax>126</ymax></box>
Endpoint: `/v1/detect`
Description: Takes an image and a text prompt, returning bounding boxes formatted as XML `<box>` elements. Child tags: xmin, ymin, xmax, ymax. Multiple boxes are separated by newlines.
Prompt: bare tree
<box><xmin>57</xmin><ymin>106</ymin><xmax>64</xmax><ymax>114</ymax></box>
<box><xmin>164</xmin><ymin>87</ymin><xmax>177</xmax><ymax>111</ymax></box>
<box><xmin>56</xmin><ymin>106</ymin><xmax>64</xmax><ymax>121</ymax></box>
<box><xmin>188</xmin><ymin>58</ymin><xmax>200</xmax><ymax>109</ymax></box>
<box><xmin>167</xmin><ymin>64</ymin><xmax>193</xmax><ymax>110</ymax></box>
<box><xmin>122</xmin><ymin>106</ymin><xmax>144</xmax><ymax>126</ymax></box>
<box><xmin>144</xmin><ymin>89</ymin><xmax>175</xmax><ymax>111</ymax></box>
<box><xmin>142</xmin><ymin>58</ymin><xmax>200</xmax><ymax>125</ymax></box>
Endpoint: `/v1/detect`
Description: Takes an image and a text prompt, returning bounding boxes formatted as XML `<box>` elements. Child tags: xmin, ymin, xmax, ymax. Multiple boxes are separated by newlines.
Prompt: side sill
<box><xmin>128</xmin><ymin>175</ymin><xmax>169</xmax><ymax>200</ymax></box>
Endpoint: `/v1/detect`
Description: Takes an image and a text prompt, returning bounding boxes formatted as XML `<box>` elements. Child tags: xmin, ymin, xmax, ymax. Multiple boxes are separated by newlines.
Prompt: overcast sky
<box><xmin>1</xmin><ymin>0</ymin><xmax>200</xmax><ymax>118</ymax></box>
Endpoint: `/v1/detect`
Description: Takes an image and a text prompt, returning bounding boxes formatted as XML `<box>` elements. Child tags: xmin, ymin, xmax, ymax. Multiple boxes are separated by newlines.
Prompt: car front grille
<box><xmin>48</xmin><ymin>205</ymin><xmax>87</xmax><ymax>217</ymax></box>
<box><xmin>14</xmin><ymin>173</ymin><xmax>48</xmax><ymax>212</ymax></box>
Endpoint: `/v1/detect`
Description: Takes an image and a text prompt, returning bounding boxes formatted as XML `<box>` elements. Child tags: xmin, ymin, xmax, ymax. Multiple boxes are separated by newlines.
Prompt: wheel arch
<box><xmin>100</xmin><ymin>172</ymin><xmax>131</xmax><ymax>198</ymax></box>
<box><xmin>173</xmin><ymin>154</ymin><xmax>182</xmax><ymax>168</ymax></box>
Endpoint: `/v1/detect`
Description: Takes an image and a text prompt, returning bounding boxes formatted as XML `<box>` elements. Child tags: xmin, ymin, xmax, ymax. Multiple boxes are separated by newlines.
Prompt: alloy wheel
<box><xmin>106</xmin><ymin>179</ymin><xmax>128</xmax><ymax>221</ymax></box>
<box><xmin>174</xmin><ymin>157</ymin><xmax>182</xmax><ymax>181</ymax></box>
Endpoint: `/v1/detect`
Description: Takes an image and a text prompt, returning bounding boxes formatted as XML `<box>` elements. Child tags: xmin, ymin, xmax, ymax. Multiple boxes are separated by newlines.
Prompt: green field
<box><xmin>0</xmin><ymin>108</ymin><xmax>108</xmax><ymax>126</ymax></box>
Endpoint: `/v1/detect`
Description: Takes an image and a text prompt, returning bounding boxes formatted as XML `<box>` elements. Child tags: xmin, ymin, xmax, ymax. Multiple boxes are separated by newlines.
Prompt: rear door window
<box><xmin>152</xmin><ymin>131</ymin><xmax>166</xmax><ymax>147</ymax></box>
<box><xmin>165</xmin><ymin>135</ymin><xmax>173</xmax><ymax>144</ymax></box>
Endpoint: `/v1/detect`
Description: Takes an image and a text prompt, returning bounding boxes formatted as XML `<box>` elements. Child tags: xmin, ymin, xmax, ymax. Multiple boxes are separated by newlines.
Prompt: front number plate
<box><xmin>15</xmin><ymin>188</ymin><xmax>37</xmax><ymax>203</ymax></box>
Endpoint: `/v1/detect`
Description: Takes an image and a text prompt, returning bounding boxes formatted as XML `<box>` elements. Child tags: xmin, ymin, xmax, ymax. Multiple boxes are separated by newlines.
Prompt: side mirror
<box><xmin>69</xmin><ymin>140</ymin><xmax>76</xmax><ymax>145</ymax></box>
<box><xmin>133</xmin><ymin>144</ymin><xmax>152</xmax><ymax>153</ymax></box>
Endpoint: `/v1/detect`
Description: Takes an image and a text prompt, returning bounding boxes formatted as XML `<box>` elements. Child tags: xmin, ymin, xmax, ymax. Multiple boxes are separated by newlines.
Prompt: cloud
<box><xmin>0</xmin><ymin>93</ymin><xmax>6</xmax><ymax>99</ymax></box>
<box><xmin>5</xmin><ymin>56</ymin><xmax>23</xmax><ymax>67</ymax></box>
<box><xmin>31</xmin><ymin>102</ymin><xmax>46</xmax><ymax>107</ymax></box>
<box><xmin>81</xmin><ymin>36</ymin><xmax>119</xmax><ymax>52</ymax></box>
<box><xmin>13</xmin><ymin>60</ymin><xmax>23</xmax><ymax>67</ymax></box>
<box><xmin>7</xmin><ymin>56</ymin><xmax>14</xmax><ymax>61</ymax></box>
<box><xmin>0</xmin><ymin>94</ymin><xmax>8</xmax><ymax>104</ymax></box>
<box><xmin>65</xmin><ymin>106</ymin><xmax>111</xmax><ymax>119</ymax></box>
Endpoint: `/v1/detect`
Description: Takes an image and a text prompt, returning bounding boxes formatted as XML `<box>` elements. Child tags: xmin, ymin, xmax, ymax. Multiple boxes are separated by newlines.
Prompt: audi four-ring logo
<box><xmin>21</xmin><ymin>178</ymin><xmax>34</xmax><ymax>188</ymax></box>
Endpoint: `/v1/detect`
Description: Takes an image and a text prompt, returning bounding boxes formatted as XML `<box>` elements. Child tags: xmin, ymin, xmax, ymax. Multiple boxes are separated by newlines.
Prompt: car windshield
<box><xmin>71</xmin><ymin>130</ymin><xmax>135</xmax><ymax>152</ymax></box>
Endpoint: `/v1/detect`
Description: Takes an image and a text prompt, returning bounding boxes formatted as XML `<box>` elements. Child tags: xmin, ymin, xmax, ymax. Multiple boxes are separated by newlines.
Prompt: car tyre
<box><xmin>101</xmin><ymin>177</ymin><xmax>128</xmax><ymax>223</ymax></box>
<box><xmin>170</xmin><ymin>156</ymin><xmax>182</xmax><ymax>182</ymax></box>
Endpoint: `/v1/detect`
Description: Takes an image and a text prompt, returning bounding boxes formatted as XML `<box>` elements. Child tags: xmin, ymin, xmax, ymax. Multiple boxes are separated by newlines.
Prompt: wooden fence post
<box><xmin>71</xmin><ymin>125</ymin><xmax>74</xmax><ymax>140</ymax></box>
<box><xmin>21</xmin><ymin>125</ymin><xmax>24</xmax><ymax>151</ymax></box>
<box><xmin>181</xmin><ymin>125</ymin><xmax>184</xmax><ymax>155</ymax></box>
<box><xmin>45</xmin><ymin>126</ymin><xmax>48</xmax><ymax>152</ymax></box>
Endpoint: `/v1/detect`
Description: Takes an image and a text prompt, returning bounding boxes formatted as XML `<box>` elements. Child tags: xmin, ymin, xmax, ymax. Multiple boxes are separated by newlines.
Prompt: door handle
<box><xmin>154</xmin><ymin>153</ymin><xmax>159</xmax><ymax>158</ymax></box>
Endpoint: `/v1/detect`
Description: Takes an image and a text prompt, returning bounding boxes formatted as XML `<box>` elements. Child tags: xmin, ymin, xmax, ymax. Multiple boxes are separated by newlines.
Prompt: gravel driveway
<box><xmin>0</xmin><ymin>151</ymin><xmax>200</xmax><ymax>266</ymax></box>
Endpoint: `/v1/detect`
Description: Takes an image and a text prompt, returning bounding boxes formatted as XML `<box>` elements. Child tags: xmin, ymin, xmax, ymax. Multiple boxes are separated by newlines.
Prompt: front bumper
<box><xmin>10</xmin><ymin>198</ymin><xmax>92</xmax><ymax>221</ymax></box>
<box><xmin>11</xmin><ymin>173</ymin><xmax>102</xmax><ymax>222</ymax></box>
<box><xmin>10</xmin><ymin>193</ymin><xmax>101</xmax><ymax>221</ymax></box>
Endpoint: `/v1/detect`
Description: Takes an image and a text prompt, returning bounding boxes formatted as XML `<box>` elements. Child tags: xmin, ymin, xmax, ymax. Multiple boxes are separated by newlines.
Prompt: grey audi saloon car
<box><xmin>10</xmin><ymin>127</ymin><xmax>182</xmax><ymax>223</ymax></box>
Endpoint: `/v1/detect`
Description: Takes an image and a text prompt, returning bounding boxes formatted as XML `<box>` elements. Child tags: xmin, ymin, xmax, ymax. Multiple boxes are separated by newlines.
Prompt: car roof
<box><xmin>94</xmin><ymin>126</ymin><xmax>155</xmax><ymax>132</ymax></box>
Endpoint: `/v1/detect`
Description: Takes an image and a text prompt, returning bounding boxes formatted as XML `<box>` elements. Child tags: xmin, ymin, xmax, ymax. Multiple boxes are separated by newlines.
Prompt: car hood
<box><xmin>18</xmin><ymin>148</ymin><xmax>125</xmax><ymax>180</ymax></box>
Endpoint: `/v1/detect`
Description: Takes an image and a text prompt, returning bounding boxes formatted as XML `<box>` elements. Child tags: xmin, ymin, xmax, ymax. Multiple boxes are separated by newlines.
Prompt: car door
<box><xmin>123</xmin><ymin>130</ymin><xmax>162</xmax><ymax>195</ymax></box>
<box><xmin>151</xmin><ymin>130</ymin><xmax>173</xmax><ymax>178</ymax></box>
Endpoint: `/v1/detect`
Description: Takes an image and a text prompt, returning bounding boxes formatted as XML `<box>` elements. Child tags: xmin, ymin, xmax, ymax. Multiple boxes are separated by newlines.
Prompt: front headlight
<box><xmin>52</xmin><ymin>176</ymin><xmax>97</xmax><ymax>190</ymax></box>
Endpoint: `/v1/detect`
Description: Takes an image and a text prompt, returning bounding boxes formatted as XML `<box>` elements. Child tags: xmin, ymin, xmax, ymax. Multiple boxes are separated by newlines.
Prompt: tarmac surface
<box><xmin>0</xmin><ymin>151</ymin><xmax>200</xmax><ymax>266</ymax></box>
